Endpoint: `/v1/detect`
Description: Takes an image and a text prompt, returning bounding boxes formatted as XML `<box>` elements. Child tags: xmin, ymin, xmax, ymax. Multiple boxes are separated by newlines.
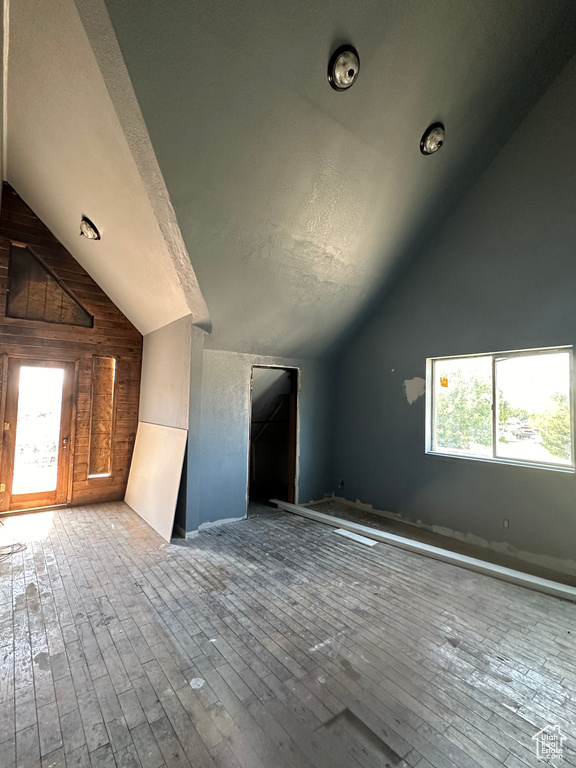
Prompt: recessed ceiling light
<box><xmin>420</xmin><ymin>123</ymin><xmax>445</xmax><ymax>155</ymax></box>
<box><xmin>80</xmin><ymin>216</ymin><xmax>101</xmax><ymax>240</ymax></box>
<box><xmin>328</xmin><ymin>45</ymin><xmax>360</xmax><ymax>91</ymax></box>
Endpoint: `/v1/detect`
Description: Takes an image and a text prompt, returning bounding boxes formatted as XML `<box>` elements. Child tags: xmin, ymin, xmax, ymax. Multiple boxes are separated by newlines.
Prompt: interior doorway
<box><xmin>248</xmin><ymin>366</ymin><xmax>298</xmax><ymax>515</ymax></box>
<box><xmin>0</xmin><ymin>358</ymin><xmax>75</xmax><ymax>512</ymax></box>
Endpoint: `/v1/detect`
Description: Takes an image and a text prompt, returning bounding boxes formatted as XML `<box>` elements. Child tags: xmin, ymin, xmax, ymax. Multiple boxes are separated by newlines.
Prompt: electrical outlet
<box><xmin>503</xmin><ymin>519</ymin><xmax>509</xmax><ymax>529</ymax></box>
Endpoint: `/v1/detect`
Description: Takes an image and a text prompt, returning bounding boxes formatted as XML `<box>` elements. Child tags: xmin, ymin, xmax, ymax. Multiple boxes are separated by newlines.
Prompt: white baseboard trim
<box><xmin>313</xmin><ymin>495</ymin><xmax>576</xmax><ymax>579</ymax></box>
<box><xmin>272</xmin><ymin>499</ymin><xmax>576</xmax><ymax>603</ymax></box>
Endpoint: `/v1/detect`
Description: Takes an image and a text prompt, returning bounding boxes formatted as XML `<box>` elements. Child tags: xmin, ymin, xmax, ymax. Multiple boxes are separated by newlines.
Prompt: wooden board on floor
<box><xmin>271</xmin><ymin>499</ymin><xmax>576</xmax><ymax>603</ymax></box>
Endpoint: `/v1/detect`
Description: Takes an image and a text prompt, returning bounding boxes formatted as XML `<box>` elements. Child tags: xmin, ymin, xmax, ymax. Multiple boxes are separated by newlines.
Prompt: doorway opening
<box><xmin>248</xmin><ymin>366</ymin><xmax>298</xmax><ymax>517</ymax></box>
<box><xmin>1</xmin><ymin>358</ymin><xmax>74</xmax><ymax>513</ymax></box>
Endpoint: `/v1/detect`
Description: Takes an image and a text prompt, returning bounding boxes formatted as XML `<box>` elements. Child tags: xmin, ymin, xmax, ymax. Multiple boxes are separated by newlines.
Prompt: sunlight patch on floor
<box><xmin>0</xmin><ymin>510</ymin><xmax>54</xmax><ymax>543</ymax></box>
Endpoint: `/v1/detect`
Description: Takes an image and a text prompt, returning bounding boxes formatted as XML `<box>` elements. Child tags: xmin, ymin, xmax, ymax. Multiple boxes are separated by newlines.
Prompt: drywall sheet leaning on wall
<box><xmin>139</xmin><ymin>316</ymin><xmax>193</xmax><ymax>429</ymax></box>
<box><xmin>125</xmin><ymin>421</ymin><xmax>187</xmax><ymax>541</ymax></box>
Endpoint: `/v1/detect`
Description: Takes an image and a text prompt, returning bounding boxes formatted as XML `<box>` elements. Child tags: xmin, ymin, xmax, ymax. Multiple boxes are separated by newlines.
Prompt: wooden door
<box><xmin>0</xmin><ymin>358</ymin><xmax>75</xmax><ymax>512</ymax></box>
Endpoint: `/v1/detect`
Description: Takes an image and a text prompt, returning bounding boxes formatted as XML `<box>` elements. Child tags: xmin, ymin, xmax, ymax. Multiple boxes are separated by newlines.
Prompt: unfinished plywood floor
<box><xmin>0</xmin><ymin>503</ymin><xmax>575</xmax><ymax>768</ymax></box>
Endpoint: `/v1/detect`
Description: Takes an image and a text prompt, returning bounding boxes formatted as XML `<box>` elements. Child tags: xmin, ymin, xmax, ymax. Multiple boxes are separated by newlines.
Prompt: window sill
<box><xmin>425</xmin><ymin>450</ymin><xmax>575</xmax><ymax>473</ymax></box>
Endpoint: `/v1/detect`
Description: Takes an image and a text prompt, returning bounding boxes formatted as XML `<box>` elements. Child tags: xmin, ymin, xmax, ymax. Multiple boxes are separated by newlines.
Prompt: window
<box><xmin>6</xmin><ymin>244</ymin><xmax>93</xmax><ymax>327</ymax></box>
<box><xmin>88</xmin><ymin>357</ymin><xmax>116</xmax><ymax>477</ymax></box>
<box><xmin>426</xmin><ymin>347</ymin><xmax>573</xmax><ymax>471</ymax></box>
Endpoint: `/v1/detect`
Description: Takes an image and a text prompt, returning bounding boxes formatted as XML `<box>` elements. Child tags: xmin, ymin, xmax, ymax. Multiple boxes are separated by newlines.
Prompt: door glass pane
<box><xmin>433</xmin><ymin>356</ymin><xmax>493</xmax><ymax>457</ymax></box>
<box><xmin>12</xmin><ymin>367</ymin><xmax>64</xmax><ymax>494</ymax></box>
<box><xmin>496</xmin><ymin>352</ymin><xmax>572</xmax><ymax>465</ymax></box>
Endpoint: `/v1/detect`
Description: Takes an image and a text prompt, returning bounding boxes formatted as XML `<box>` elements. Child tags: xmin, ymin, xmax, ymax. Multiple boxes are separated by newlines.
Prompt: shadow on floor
<box><xmin>247</xmin><ymin>500</ymin><xmax>281</xmax><ymax>519</ymax></box>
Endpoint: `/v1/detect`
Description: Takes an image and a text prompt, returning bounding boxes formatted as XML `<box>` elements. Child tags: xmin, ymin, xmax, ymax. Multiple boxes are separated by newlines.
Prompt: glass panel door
<box><xmin>12</xmin><ymin>366</ymin><xmax>65</xmax><ymax>494</ymax></box>
<box><xmin>0</xmin><ymin>358</ymin><xmax>74</xmax><ymax>513</ymax></box>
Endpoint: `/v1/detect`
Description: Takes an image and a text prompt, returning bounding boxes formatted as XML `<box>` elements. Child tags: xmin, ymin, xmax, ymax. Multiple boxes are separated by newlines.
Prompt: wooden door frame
<box><xmin>0</xmin><ymin>356</ymin><xmax>78</xmax><ymax>513</ymax></box>
<box><xmin>247</xmin><ymin>365</ymin><xmax>299</xmax><ymax>513</ymax></box>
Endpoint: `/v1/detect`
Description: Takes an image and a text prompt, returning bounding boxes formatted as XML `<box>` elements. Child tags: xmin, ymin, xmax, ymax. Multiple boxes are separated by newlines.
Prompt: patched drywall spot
<box><xmin>404</xmin><ymin>376</ymin><xmax>425</xmax><ymax>405</ymax></box>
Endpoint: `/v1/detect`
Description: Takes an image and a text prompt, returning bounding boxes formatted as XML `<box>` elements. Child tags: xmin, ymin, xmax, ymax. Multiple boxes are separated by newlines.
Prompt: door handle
<box><xmin>62</xmin><ymin>438</ymin><xmax>69</xmax><ymax>446</ymax></box>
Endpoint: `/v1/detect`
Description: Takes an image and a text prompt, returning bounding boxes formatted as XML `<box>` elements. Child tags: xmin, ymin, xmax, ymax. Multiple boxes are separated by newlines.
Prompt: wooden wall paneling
<box><xmin>18</xmin><ymin>244</ymin><xmax>94</xmax><ymax>327</ymax></box>
<box><xmin>6</xmin><ymin>250</ymin><xmax>31</xmax><ymax>318</ymax></box>
<box><xmin>25</xmin><ymin>254</ymin><xmax>47</xmax><ymax>320</ymax></box>
<box><xmin>44</xmin><ymin>278</ymin><xmax>64</xmax><ymax>324</ymax></box>
<box><xmin>0</xmin><ymin>183</ymin><xmax>142</xmax><ymax>510</ymax></box>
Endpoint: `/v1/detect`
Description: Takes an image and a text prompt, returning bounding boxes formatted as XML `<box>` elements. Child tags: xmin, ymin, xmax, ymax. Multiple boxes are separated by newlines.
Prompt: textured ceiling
<box><xmin>100</xmin><ymin>0</ymin><xmax>576</xmax><ymax>358</ymax></box>
<box><xmin>5</xmin><ymin>0</ymin><xmax>209</xmax><ymax>335</ymax></box>
<box><xmin>5</xmin><ymin>1</ymin><xmax>576</xmax><ymax>352</ymax></box>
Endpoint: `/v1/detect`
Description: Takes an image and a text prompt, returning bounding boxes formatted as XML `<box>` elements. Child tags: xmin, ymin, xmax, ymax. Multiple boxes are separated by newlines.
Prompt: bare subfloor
<box><xmin>0</xmin><ymin>502</ymin><xmax>575</xmax><ymax>768</ymax></box>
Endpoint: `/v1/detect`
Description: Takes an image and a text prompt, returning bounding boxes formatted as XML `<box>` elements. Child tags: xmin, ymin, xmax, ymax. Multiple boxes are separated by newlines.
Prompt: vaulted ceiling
<box><xmin>5</xmin><ymin>0</ymin><xmax>209</xmax><ymax>335</ymax></box>
<box><xmin>5</xmin><ymin>0</ymin><xmax>576</xmax><ymax>356</ymax></box>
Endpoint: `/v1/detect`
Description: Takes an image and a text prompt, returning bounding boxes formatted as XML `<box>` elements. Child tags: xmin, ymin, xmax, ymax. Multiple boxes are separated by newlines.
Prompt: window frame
<box><xmin>425</xmin><ymin>345</ymin><xmax>575</xmax><ymax>472</ymax></box>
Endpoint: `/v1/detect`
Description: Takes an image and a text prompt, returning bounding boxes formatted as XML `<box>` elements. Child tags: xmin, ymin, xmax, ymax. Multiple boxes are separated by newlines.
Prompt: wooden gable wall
<box><xmin>0</xmin><ymin>182</ymin><xmax>142</xmax><ymax>507</ymax></box>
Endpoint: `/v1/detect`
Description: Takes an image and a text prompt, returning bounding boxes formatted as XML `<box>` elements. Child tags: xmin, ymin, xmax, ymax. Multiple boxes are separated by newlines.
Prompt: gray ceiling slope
<box><xmin>251</xmin><ymin>368</ymin><xmax>292</xmax><ymax>423</ymax></box>
<box><xmin>102</xmin><ymin>0</ymin><xmax>576</xmax><ymax>358</ymax></box>
<box><xmin>5</xmin><ymin>0</ymin><xmax>209</xmax><ymax>336</ymax></box>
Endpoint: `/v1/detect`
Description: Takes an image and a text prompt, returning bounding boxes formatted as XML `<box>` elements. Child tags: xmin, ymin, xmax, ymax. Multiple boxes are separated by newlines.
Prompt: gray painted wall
<box><xmin>333</xmin><ymin>55</ymin><xmax>576</xmax><ymax>566</ymax></box>
<box><xmin>195</xmin><ymin>350</ymin><xmax>332</xmax><ymax>528</ymax></box>
<box><xmin>103</xmin><ymin>0</ymin><xmax>576</xmax><ymax>358</ymax></box>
